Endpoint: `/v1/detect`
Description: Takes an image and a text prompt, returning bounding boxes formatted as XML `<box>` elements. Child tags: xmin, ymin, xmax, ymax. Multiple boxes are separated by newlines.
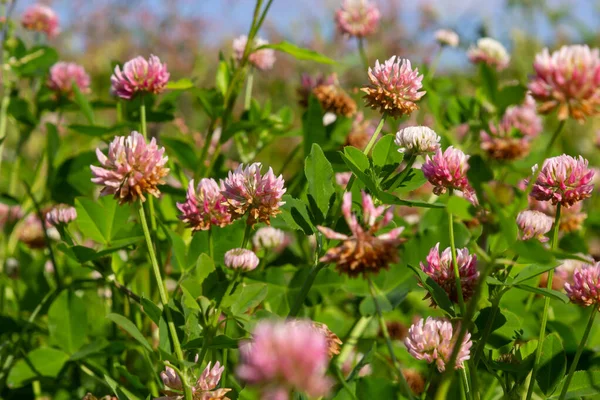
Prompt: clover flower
<box><xmin>565</xmin><ymin>262</ymin><xmax>600</xmax><ymax>309</ymax></box>
<box><xmin>516</xmin><ymin>210</ymin><xmax>553</xmax><ymax>242</ymax></box>
<box><xmin>47</xmin><ymin>62</ymin><xmax>90</xmax><ymax>97</ymax></box>
<box><xmin>467</xmin><ymin>38</ymin><xmax>510</xmax><ymax>71</ymax></box>
<box><xmin>395</xmin><ymin>126</ymin><xmax>441</xmax><ymax>155</ymax></box>
<box><xmin>502</xmin><ymin>95</ymin><xmax>543</xmax><ymax>138</ymax></box>
<box><xmin>111</xmin><ymin>55</ymin><xmax>169</xmax><ymax>100</ymax></box>
<box><xmin>335</xmin><ymin>0</ymin><xmax>381</xmax><ymax>38</ymax></box>
<box><xmin>422</xmin><ymin>146</ymin><xmax>474</xmax><ymax>200</ymax></box>
<box><xmin>45</xmin><ymin>204</ymin><xmax>77</xmax><ymax>227</ymax></box>
<box><xmin>177</xmin><ymin>179</ymin><xmax>232</xmax><ymax>231</ymax></box>
<box><xmin>252</xmin><ymin>227</ymin><xmax>287</xmax><ymax>252</ymax></box>
<box><xmin>232</xmin><ymin>35</ymin><xmax>276</xmax><ymax>71</ymax></box>
<box><xmin>21</xmin><ymin>4</ymin><xmax>59</xmax><ymax>38</ymax></box>
<box><xmin>297</xmin><ymin>72</ymin><xmax>337</xmax><ymax>107</ymax></box>
<box><xmin>435</xmin><ymin>29</ymin><xmax>459</xmax><ymax>47</ymax></box>
<box><xmin>224</xmin><ymin>248</ymin><xmax>260</xmax><ymax>271</ymax></box>
<box><xmin>160</xmin><ymin>361</ymin><xmax>231</xmax><ymax>400</ymax></box>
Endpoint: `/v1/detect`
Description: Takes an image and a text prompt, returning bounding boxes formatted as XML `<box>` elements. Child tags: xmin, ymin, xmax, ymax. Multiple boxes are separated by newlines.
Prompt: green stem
<box><xmin>558</xmin><ymin>307</ymin><xmax>598</xmax><ymax>400</ymax></box>
<box><xmin>140</xmin><ymin>97</ymin><xmax>147</xmax><ymax>139</ymax></box>
<box><xmin>388</xmin><ymin>154</ymin><xmax>417</xmax><ymax>191</ymax></box>
<box><xmin>335</xmin><ymin>366</ymin><xmax>359</xmax><ymax>400</ymax></box>
<box><xmin>288</xmin><ymin>263</ymin><xmax>324</xmax><ymax>317</ymax></box>
<box><xmin>241</xmin><ymin>223</ymin><xmax>252</xmax><ymax>249</ymax></box>
<box><xmin>367</xmin><ymin>277</ymin><xmax>415</xmax><ymax>400</ymax></box>
<box><xmin>337</xmin><ymin>316</ymin><xmax>372</xmax><ymax>366</ymax></box>
<box><xmin>138</xmin><ymin>203</ymin><xmax>192</xmax><ymax>400</ymax></box>
<box><xmin>357</xmin><ymin>37</ymin><xmax>369</xmax><ymax>71</ymax></box>
<box><xmin>244</xmin><ymin>67</ymin><xmax>254</xmax><ymax>110</ymax></box>
<box><xmin>363</xmin><ymin>114</ymin><xmax>386</xmax><ymax>155</ymax></box>
<box><xmin>428</xmin><ymin>49</ymin><xmax>442</xmax><ymax>79</ymax></box>
<box><xmin>448</xmin><ymin>206</ymin><xmax>466</xmax><ymax>315</ymax></box>
<box><xmin>472</xmin><ymin>296</ymin><xmax>502</xmax><ymax>367</ymax></box>
<box><xmin>526</xmin><ymin>203</ymin><xmax>561</xmax><ymax>400</ymax></box>
<box><xmin>208</xmin><ymin>228</ymin><xmax>214</xmax><ymax>259</ymax></box>
<box><xmin>196</xmin><ymin>118</ymin><xmax>218</xmax><ymax>179</ymax></box>
<box><xmin>0</xmin><ymin>64</ymin><xmax>12</xmax><ymax>179</ymax></box>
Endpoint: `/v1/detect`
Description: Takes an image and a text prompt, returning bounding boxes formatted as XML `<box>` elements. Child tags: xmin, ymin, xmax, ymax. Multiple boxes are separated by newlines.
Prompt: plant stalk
<box><xmin>448</xmin><ymin>207</ymin><xmax>466</xmax><ymax>315</ymax></box>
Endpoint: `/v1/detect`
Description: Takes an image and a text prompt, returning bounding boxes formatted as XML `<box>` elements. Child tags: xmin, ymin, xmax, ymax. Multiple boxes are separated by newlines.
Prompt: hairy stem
<box><xmin>244</xmin><ymin>67</ymin><xmax>254</xmax><ymax>110</ymax></box>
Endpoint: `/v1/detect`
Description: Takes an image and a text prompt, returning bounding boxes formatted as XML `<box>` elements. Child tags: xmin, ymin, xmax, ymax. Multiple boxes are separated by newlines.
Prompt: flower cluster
<box><xmin>45</xmin><ymin>204</ymin><xmax>77</xmax><ymax>227</ymax></box>
<box><xmin>502</xmin><ymin>95</ymin><xmax>543</xmax><ymax>138</ymax></box>
<box><xmin>232</xmin><ymin>35</ymin><xmax>276</xmax><ymax>71</ymax></box>
<box><xmin>91</xmin><ymin>131</ymin><xmax>170</xmax><ymax>204</ymax></box>
<box><xmin>395</xmin><ymin>126</ymin><xmax>441</xmax><ymax>155</ymax></box>
<box><xmin>21</xmin><ymin>4</ymin><xmax>59</xmax><ymax>38</ymax></box>
<box><xmin>177</xmin><ymin>179</ymin><xmax>232</xmax><ymax>231</ymax></box>
<box><xmin>253</xmin><ymin>226</ymin><xmax>288</xmax><ymax>252</ymax></box>
<box><xmin>435</xmin><ymin>29</ymin><xmax>459</xmax><ymax>47</ymax></box>
<box><xmin>221</xmin><ymin>163</ymin><xmax>286</xmax><ymax>226</ymax></box>
<box><xmin>335</xmin><ymin>0</ymin><xmax>381</xmax><ymax>38</ymax></box>
<box><xmin>528</xmin><ymin>45</ymin><xmax>600</xmax><ymax>122</ymax></box>
<box><xmin>467</xmin><ymin>38</ymin><xmax>510</xmax><ymax>71</ymax></box>
<box><xmin>345</xmin><ymin>112</ymin><xmax>376</xmax><ymax>149</ymax></box>
<box><xmin>420</xmin><ymin>243</ymin><xmax>479</xmax><ymax>304</ymax></box>
<box><xmin>312</xmin><ymin>84</ymin><xmax>357</xmax><ymax>117</ymax></box>
<box><xmin>318</xmin><ymin>191</ymin><xmax>405</xmax><ymax>277</ymax></box>
<box><xmin>404</xmin><ymin>317</ymin><xmax>473</xmax><ymax>372</ymax></box>
<box><xmin>565</xmin><ymin>262</ymin><xmax>600</xmax><ymax>309</ymax></box>
<box><xmin>111</xmin><ymin>55</ymin><xmax>170</xmax><ymax>100</ymax></box>
<box><xmin>47</xmin><ymin>62</ymin><xmax>91</xmax><ymax>97</ymax></box>
<box><xmin>297</xmin><ymin>73</ymin><xmax>337</xmax><ymax>107</ymax></box>
<box><xmin>224</xmin><ymin>248</ymin><xmax>260</xmax><ymax>271</ymax></box>
<box><xmin>237</xmin><ymin>320</ymin><xmax>332</xmax><ymax>400</ymax></box>
<box><xmin>516</xmin><ymin>210</ymin><xmax>553</xmax><ymax>242</ymax></box>
<box><xmin>160</xmin><ymin>361</ymin><xmax>231</xmax><ymax>400</ymax></box>
<box><xmin>362</xmin><ymin>56</ymin><xmax>426</xmax><ymax>118</ymax></box>
<box><xmin>530</xmin><ymin>155</ymin><xmax>594</xmax><ymax>208</ymax></box>
<box><xmin>422</xmin><ymin>146</ymin><xmax>475</xmax><ymax>200</ymax></box>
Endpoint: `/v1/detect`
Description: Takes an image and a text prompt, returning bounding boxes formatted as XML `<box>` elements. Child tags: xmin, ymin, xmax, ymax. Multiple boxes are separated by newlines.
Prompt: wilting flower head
<box><xmin>467</xmin><ymin>38</ymin><xmax>510</xmax><ymax>71</ymax></box>
<box><xmin>177</xmin><ymin>179</ymin><xmax>232</xmax><ymax>232</ymax></box>
<box><xmin>335</xmin><ymin>0</ymin><xmax>381</xmax><ymax>38</ymax></box>
<box><xmin>345</xmin><ymin>112</ymin><xmax>376</xmax><ymax>149</ymax></box>
<box><xmin>480</xmin><ymin>123</ymin><xmax>531</xmax><ymax>161</ymax></box>
<box><xmin>312</xmin><ymin>84</ymin><xmax>357</xmax><ymax>117</ymax></box>
<box><xmin>232</xmin><ymin>35</ymin><xmax>276</xmax><ymax>71</ymax></box>
<box><xmin>45</xmin><ymin>204</ymin><xmax>77</xmax><ymax>227</ymax></box>
<box><xmin>311</xmin><ymin>322</ymin><xmax>343</xmax><ymax>358</ymax></box>
<box><xmin>362</xmin><ymin>56</ymin><xmax>426</xmax><ymax>118</ymax></box>
<box><xmin>224</xmin><ymin>248</ymin><xmax>260</xmax><ymax>271</ymax></box>
<box><xmin>565</xmin><ymin>262</ymin><xmax>600</xmax><ymax>309</ymax></box>
<box><xmin>91</xmin><ymin>131</ymin><xmax>169</xmax><ymax>204</ymax></box>
<box><xmin>420</xmin><ymin>243</ymin><xmax>479</xmax><ymax>304</ymax></box>
<box><xmin>530</xmin><ymin>155</ymin><xmax>594</xmax><ymax>208</ymax></box>
<box><xmin>404</xmin><ymin>317</ymin><xmax>472</xmax><ymax>372</ymax></box>
<box><xmin>527</xmin><ymin>188</ymin><xmax>588</xmax><ymax>233</ymax></box>
<box><xmin>111</xmin><ymin>55</ymin><xmax>170</xmax><ymax>100</ymax></box>
<box><xmin>253</xmin><ymin>226</ymin><xmax>287</xmax><ymax>251</ymax></box>
<box><xmin>221</xmin><ymin>163</ymin><xmax>286</xmax><ymax>226</ymax></box>
<box><xmin>528</xmin><ymin>45</ymin><xmax>600</xmax><ymax>122</ymax></box>
<box><xmin>160</xmin><ymin>361</ymin><xmax>231</xmax><ymax>400</ymax></box>
<box><xmin>0</xmin><ymin>204</ymin><xmax>23</xmax><ymax>229</ymax></box>
<box><xmin>297</xmin><ymin>72</ymin><xmax>337</xmax><ymax>107</ymax></box>
<box><xmin>18</xmin><ymin>213</ymin><xmax>46</xmax><ymax>249</ymax></box>
<box><xmin>318</xmin><ymin>191</ymin><xmax>405</xmax><ymax>277</ymax></box>
<box><xmin>422</xmin><ymin>146</ymin><xmax>473</xmax><ymax>198</ymax></box>
<box><xmin>21</xmin><ymin>4</ymin><xmax>59</xmax><ymax>38</ymax></box>
<box><xmin>395</xmin><ymin>126</ymin><xmax>440</xmax><ymax>155</ymax></box>
<box><xmin>502</xmin><ymin>95</ymin><xmax>543</xmax><ymax>138</ymax></box>
<box><xmin>435</xmin><ymin>29</ymin><xmax>459</xmax><ymax>48</ymax></box>
<box><xmin>47</xmin><ymin>62</ymin><xmax>90</xmax><ymax>97</ymax></box>
<box><xmin>237</xmin><ymin>320</ymin><xmax>332</xmax><ymax>399</ymax></box>
<box><xmin>403</xmin><ymin>369</ymin><xmax>426</xmax><ymax>396</ymax></box>
<box><xmin>516</xmin><ymin>210</ymin><xmax>553</xmax><ymax>243</ymax></box>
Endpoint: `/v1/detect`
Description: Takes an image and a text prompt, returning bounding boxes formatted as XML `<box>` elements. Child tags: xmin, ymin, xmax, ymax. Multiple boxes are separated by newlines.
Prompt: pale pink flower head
<box><xmin>317</xmin><ymin>191</ymin><xmax>405</xmax><ymax>277</ymax></box>
<box><xmin>422</xmin><ymin>146</ymin><xmax>474</xmax><ymax>199</ymax></box>
<box><xmin>335</xmin><ymin>0</ymin><xmax>381</xmax><ymax>38</ymax></box>
<box><xmin>111</xmin><ymin>55</ymin><xmax>170</xmax><ymax>100</ymax></box>
<box><xmin>530</xmin><ymin>155</ymin><xmax>594</xmax><ymax>208</ymax></box>
<box><xmin>232</xmin><ymin>35</ymin><xmax>276</xmax><ymax>71</ymax></box>
<box><xmin>45</xmin><ymin>204</ymin><xmax>77</xmax><ymax>227</ymax></box>
<box><xmin>502</xmin><ymin>95</ymin><xmax>543</xmax><ymax>138</ymax></box>
<box><xmin>177</xmin><ymin>179</ymin><xmax>232</xmax><ymax>232</ymax></box>
<box><xmin>253</xmin><ymin>227</ymin><xmax>288</xmax><ymax>252</ymax></box>
<box><xmin>21</xmin><ymin>4</ymin><xmax>59</xmax><ymax>38</ymax></box>
<box><xmin>435</xmin><ymin>29</ymin><xmax>459</xmax><ymax>48</ymax></box>
<box><xmin>221</xmin><ymin>163</ymin><xmax>286</xmax><ymax>226</ymax></box>
<box><xmin>90</xmin><ymin>131</ymin><xmax>170</xmax><ymax>204</ymax></box>
<box><xmin>224</xmin><ymin>248</ymin><xmax>260</xmax><ymax>271</ymax></box>
<box><xmin>404</xmin><ymin>317</ymin><xmax>472</xmax><ymax>372</ymax></box>
<box><xmin>362</xmin><ymin>56</ymin><xmax>426</xmax><ymax>118</ymax></box>
<box><xmin>0</xmin><ymin>204</ymin><xmax>23</xmax><ymax>228</ymax></box>
<box><xmin>420</xmin><ymin>243</ymin><xmax>479</xmax><ymax>304</ymax></box>
<box><xmin>160</xmin><ymin>366</ymin><xmax>183</xmax><ymax>392</ymax></box>
<box><xmin>555</xmin><ymin>256</ymin><xmax>594</xmax><ymax>289</ymax></box>
<box><xmin>395</xmin><ymin>126</ymin><xmax>441</xmax><ymax>155</ymax></box>
<box><xmin>528</xmin><ymin>45</ymin><xmax>600</xmax><ymax>122</ymax></box>
<box><xmin>528</xmin><ymin>193</ymin><xmax>588</xmax><ymax>233</ymax></box>
<box><xmin>516</xmin><ymin>210</ymin><xmax>553</xmax><ymax>243</ymax></box>
<box><xmin>47</xmin><ymin>62</ymin><xmax>90</xmax><ymax>97</ymax></box>
<box><xmin>467</xmin><ymin>38</ymin><xmax>510</xmax><ymax>71</ymax></box>
<box><xmin>18</xmin><ymin>213</ymin><xmax>46</xmax><ymax>249</ymax></box>
<box><xmin>565</xmin><ymin>262</ymin><xmax>600</xmax><ymax>309</ymax></box>
<box><xmin>194</xmin><ymin>361</ymin><xmax>231</xmax><ymax>400</ymax></box>
<box><xmin>335</xmin><ymin>172</ymin><xmax>352</xmax><ymax>188</ymax></box>
<box><xmin>237</xmin><ymin>319</ymin><xmax>332</xmax><ymax>399</ymax></box>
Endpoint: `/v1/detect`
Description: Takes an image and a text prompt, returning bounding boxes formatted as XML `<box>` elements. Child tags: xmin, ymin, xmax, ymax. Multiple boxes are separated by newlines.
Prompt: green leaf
<box><xmin>183</xmin><ymin>335</ymin><xmax>239</xmax><ymax>350</ymax></box>
<box><xmin>73</xmin><ymin>83</ymin><xmax>95</xmax><ymax>124</ymax></box>
<box><xmin>106</xmin><ymin>313</ymin><xmax>152</xmax><ymax>352</ymax></box>
<box><xmin>75</xmin><ymin>197</ymin><xmax>133</xmax><ymax>245</ymax></box>
<box><xmin>496</xmin><ymin>84</ymin><xmax>527</xmax><ymax>114</ymax></box>
<box><xmin>340</xmin><ymin>147</ymin><xmax>378</xmax><ymax>193</ymax></box>
<box><xmin>536</xmin><ymin>333</ymin><xmax>566</xmax><ymax>396</ymax></box>
<box><xmin>359</xmin><ymin>293</ymin><xmax>392</xmax><ymax>316</ymax></box>
<box><xmin>161</xmin><ymin>137</ymin><xmax>198</xmax><ymax>171</ymax></box>
<box><xmin>447</xmin><ymin>196</ymin><xmax>474</xmax><ymax>220</ymax></box>
<box><xmin>407</xmin><ymin>264</ymin><xmax>455</xmax><ymax>317</ymax></box>
<box><xmin>0</xmin><ymin>193</ymin><xmax>19</xmax><ymax>206</ymax></box>
<box><xmin>166</xmin><ymin>78</ymin><xmax>194</xmax><ymax>90</ymax></box>
<box><xmin>7</xmin><ymin>347</ymin><xmax>69</xmax><ymax>388</ymax></box>
<box><xmin>68</xmin><ymin>124</ymin><xmax>129</xmax><ymax>137</ymax></box>
<box><xmin>479</xmin><ymin>63</ymin><xmax>498</xmax><ymax>105</ymax></box>
<box><xmin>216</xmin><ymin>61</ymin><xmax>230</xmax><ymax>95</ymax></box>
<box><xmin>165</xmin><ymin>229</ymin><xmax>187</xmax><ymax>272</ymax></box>
<box><xmin>280</xmin><ymin>195</ymin><xmax>315</xmax><ymax>234</ymax></box>
<box><xmin>70</xmin><ymin>339</ymin><xmax>109</xmax><ymax>361</ymax></box>
<box><xmin>377</xmin><ymin>191</ymin><xmax>445</xmax><ymax>209</ymax></box>
<box><xmin>181</xmin><ymin>254</ymin><xmax>216</xmax><ymax>298</ymax></box>
<box><xmin>104</xmin><ymin>374</ymin><xmax>141</xmax><ymax>400</ymax></box>
<box><xmin>514</xmin><ymin>240</ymin><xmax>555</xmax><ymax>264</ymax></box>
<box><xmin>514</xmin><ymin>285</ymin><xmax>570</xmax><ymax>304</ymax></box>
<box><xmin>372</xmin><ymin>134</ymin><xmax>403</xmax><ymax>167</ymax></box>
<box><xmin>259</xmin><ymin>41</ymin><xmax>335</xmax><ymax>64</ymax></box>
<box><xmin>467</xmin><ymin>155</ymin><xmax>493</xmax><ymax>188</ymax></box>
<box><xmin>511</xmin><ymin>263</ymin><xmax>560</xmax><ymax>285</ymax></box>
<box><xmin>141</xmin><ymin>296</ymin><xmax>162</xmax><ymax>325</ymax></box>
<box><xmin>305</xmin><ymin>144</ymin><xmax>335</xmax><ymax>221</ymax></box>
<box><xmin>15</xmin><ymin>46</ymin><xmax>58</xmax><ymax>76</ymax></box>
<box><xmin>226</xmin><ymin>283</ymin><xmax>268</xmax><ymax>315</ymax></box>
<box><xmin>48</xmin><ymin>290</ymin><xmax>88</xmax><ymax>354</ymax></box>
<box><xmin>303</xmin><ymin>96</ymin><xmax>326</xmax><ymax>157</ymax></box>
<box><xmin>549</xmin><ymin>371</ymin><xmax>600</xmax><ymax>399</ymax></box>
